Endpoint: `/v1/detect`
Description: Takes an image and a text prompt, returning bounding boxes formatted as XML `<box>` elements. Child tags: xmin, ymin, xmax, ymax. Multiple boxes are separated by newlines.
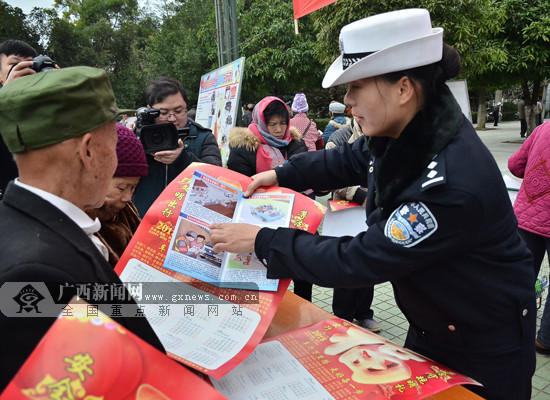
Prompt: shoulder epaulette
<box><xmin>420</xmin><ymin>153</ymin><xmax>446</xmax><ymax>191</ymax></box>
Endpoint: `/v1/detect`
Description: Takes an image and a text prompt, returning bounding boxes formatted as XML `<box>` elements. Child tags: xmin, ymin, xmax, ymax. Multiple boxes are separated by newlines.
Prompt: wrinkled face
<box><xmin>0</xmin><ymin>54</ymin><xmax>34</xmax><ymax>84</ymax></box>
<box><xmin>89</xmin><ymin>121</ymin><xmax>118</xmax><ymax>208</ymax></box>
<box><xmin>344</xmin><ymin>77</ymin><xmax>403</xmax><ymax>139</ymax></box>
<box><xmin>338</xmin><ymin>344</ymin><xmax>412</xmax><ymax>384</ymax></box>
<box><xmin>266</xmin><ymin>115</ymin><xmax>287</xmax><ymax>139</ymax></box>
<box><xmin>103</xmin><ymin>176</ymin><xmax>140</xmax><ymax>214</ymax></box>
<box><xmin>153</xmin><ymin>92</ymin><xmax>188</xmax><ymax>129</ymax></box>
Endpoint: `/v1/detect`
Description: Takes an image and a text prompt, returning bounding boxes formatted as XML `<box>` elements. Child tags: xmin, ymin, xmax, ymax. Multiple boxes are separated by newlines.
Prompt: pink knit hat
<box><xmin>115</xmin><ymin>124</ymin><xmax>148</xmax><ymax>177</ymax></box>
<box><xmin>291</xmin><ymin>93</ymin><xmax>309</xmax><ymax>113</ymax></box>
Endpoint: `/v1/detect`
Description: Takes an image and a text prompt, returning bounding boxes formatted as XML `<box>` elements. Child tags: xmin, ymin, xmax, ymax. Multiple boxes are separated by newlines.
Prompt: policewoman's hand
<box><xmin>244</xmin><ymin>170</ymin><xmax>278</xmax><ymax>197</ymax></box>
<box><xmin>210</xmin><ymin>223</ymin><xmax>261</xmax><ymax>254</ymax></box>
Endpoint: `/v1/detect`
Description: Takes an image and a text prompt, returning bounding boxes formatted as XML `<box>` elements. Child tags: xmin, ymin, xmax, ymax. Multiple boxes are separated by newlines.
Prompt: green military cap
<box><xmin>0</xmin><ymin>66</ymin><xmax>133</xmax><ymax>153</ymax></box>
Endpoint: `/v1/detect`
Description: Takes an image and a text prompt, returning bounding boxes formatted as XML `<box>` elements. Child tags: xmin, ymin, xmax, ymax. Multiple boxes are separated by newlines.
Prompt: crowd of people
<box><xmin>0</xmin><ymin>7</ymin><xmax>548</xmax><ymax>399</ymax></box>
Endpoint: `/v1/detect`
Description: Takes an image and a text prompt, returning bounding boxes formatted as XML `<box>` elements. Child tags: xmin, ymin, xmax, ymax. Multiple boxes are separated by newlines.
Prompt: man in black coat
<box><xmin>0</xmin><ymin>66</ymin><xmax>164</xmax><ymax>389</ymax></box>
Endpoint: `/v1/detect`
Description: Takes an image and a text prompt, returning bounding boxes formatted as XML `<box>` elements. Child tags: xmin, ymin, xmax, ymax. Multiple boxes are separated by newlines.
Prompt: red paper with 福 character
<box><xmin>211</xmin><ymin>318</ymin><xmax>481</xmax><ymax>399</ymax></box>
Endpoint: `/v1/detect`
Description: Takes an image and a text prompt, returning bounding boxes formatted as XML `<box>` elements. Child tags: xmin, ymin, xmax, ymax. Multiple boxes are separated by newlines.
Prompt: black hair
<box><xmin>263</xmin><ymin>100</ymin><xmax>289</xmax><ymax>125</ymax></box>
<box><xmin>146</xmin><ymin>77</ymin><xmax>189</xmax><ymax>108</ymax></box>
<box><xmin>0</xmin><ymin>40</ymin><xmax>37</xmax><ymax>71</ymax></box>
<box><xmin>381</xmin><ymin>43</ymin><xmax>461</xmax><ymax>110</ymax></box>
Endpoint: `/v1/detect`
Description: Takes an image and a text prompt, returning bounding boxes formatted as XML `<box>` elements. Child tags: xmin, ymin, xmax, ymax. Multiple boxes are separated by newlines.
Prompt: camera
<box><xmin>31</xmin><ymin>55</ymin><xmax>57</xmax><ymax>72</ymax></box>
<box><xmin>135</xmin><ymin>107</ymin><xmax>190</xmax><ymax>153</ymax></box>
<box><xmin>7</xmin><ymin>55</ymin><xmax>57</xmax><ymax>79</ymax></box>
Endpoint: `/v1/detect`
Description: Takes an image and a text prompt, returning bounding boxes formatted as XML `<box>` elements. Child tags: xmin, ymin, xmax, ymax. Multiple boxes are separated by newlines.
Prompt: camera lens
<box><xmin>150</xmin><ymin>131</ymin><xmax>166</xmax><ymax>146</ymax></box>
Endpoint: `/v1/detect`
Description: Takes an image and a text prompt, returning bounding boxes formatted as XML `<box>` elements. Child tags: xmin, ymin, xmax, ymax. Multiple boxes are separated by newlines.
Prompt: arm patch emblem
<box><xmin>384</xmin><ymin>202</ymin><xmax>438</xmax><ymax>247</ymax></box>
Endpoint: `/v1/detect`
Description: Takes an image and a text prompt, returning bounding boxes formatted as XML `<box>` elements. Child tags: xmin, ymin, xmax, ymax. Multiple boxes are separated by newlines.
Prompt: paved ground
<box><xmin>292</xmin><ymin>119</ymin><xmax>550</xmax><ymax>399</ymax></box>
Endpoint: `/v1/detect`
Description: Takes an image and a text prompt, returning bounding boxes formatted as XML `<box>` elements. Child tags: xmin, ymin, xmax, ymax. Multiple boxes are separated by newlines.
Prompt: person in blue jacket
<box><xmin>322</xmin><ymin>101</ymin><xmax>351</xmax><ymax>145</ymax></box>
<box><xmin>210</xmin><ymin>9</ymin><xmax>535</xmax><ymax>400</ymax></box>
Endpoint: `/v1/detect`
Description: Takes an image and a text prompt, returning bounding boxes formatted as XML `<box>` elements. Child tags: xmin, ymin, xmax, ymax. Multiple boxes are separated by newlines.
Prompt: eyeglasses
<box><xmin>157</xmin><ymin>108</ymin><xmax>188</xmax><ymax>121</ymax></box>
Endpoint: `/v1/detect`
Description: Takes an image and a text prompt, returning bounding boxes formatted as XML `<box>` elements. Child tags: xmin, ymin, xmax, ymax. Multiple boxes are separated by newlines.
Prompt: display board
<box><xmin>446</xmin><ymin>80</ymin><xmax>472</xmax><ymax>122</ymax></box>
<box><xmin>195</xmin><ymin>58</ymin><xmax>246</xmax><ymax>165</ymax></box>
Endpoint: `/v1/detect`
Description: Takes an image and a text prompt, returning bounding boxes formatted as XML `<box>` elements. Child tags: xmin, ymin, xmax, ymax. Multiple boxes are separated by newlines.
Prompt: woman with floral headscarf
<box><xmin>227</xmin><ymin>96</ymin><xmax>307</xmax><ymax>177</ymax></box>
<box><xmin>227</xmin><ymin>96</ymin><xmax>312</xmax><ymax>301</ymax></box>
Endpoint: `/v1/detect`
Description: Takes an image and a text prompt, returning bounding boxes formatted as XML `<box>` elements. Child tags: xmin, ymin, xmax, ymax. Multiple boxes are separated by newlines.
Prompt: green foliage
<box><xmin>4</xmin><ymin>0</ymin><xmax>549</xmax><ymax>116</ymax></box>
<box><xmin>499</xmin><ymin>0</ymin><xmax>550</xmax><ymax>89</ymax></box>
<box><xmin>314</xmin><ymin>0</ymin><xmax>506</xmax><ymax>84</ymax></box>
<box><xmin>237</xmin><ymin>0</ymin><xmax>323</xmax><ymax>100</ymax></box>
<box><xmin>142</xmin><ymin>0</ymin><xmax>216</xmax><ymax>106</ymax></box>
<box><xmin>0</xmin><ymin>1</ymin><xmax>42</xmax><ymax>52</ymax></box>
<box><xmin>313</xmin><ymin>118</ymin><xmax>330</xmax><ymax>132</ymax></box>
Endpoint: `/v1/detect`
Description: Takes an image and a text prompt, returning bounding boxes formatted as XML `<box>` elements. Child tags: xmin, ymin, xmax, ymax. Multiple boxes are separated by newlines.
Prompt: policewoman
<box><xmin>210</xmin><ymin>9</ymin><xmax>535</xmax><ymax>399</ymax></box>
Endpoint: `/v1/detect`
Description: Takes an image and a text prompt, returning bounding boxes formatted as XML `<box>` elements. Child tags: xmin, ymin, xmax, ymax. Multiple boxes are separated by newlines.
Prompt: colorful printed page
<box><xmin>163</xmin><ymin>170</ymin><xmax>294</xmax><ymax>291</ymax></box>
<box><xmin>210</xmin><ymin>318</ymin><xmax>480</xmax><ymax>399</ymax></box>
<box><xmin>1</xmin><ymin>299</ymin><xmax>227</xmax><ymax>400</ymax></box>
<box><xmin>115</xmin><ymin>163</ymin><xmax>326</xmax><ymax>379</ymax></box>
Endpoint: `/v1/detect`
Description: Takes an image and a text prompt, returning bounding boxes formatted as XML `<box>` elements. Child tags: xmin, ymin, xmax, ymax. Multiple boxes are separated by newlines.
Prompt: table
<box><xmin>266</xmin><ymin>290</ymin><xmax>484</xmax><ymax>400</ymax></box>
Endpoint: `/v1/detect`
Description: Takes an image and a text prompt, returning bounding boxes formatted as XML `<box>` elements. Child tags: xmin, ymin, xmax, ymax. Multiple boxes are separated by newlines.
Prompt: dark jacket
<box><xmin>0</xmin><ymin>183</ymin><xmax>164</xmax><ymax>389</ymax></box>
<box><xmin>0</xmin><ymin>135</ymin><xmax>17</xmax><ymax>200</ymax></box>
<box><xmin>227</xmin><ymin>126</ymin><xmax>307</xmax><ymax>177</ymax></box>
<box><xmin>254</xmin><ymin>89</ymin><xmax>535</xmax><ymax>399</ymax></box>
<box><xmin>133</xmin><ymin>120</ymin><xmax>221</xmax><ymax>216</ymax></box>
<box><xmin>326</xmin><ymin>125</ymin><xmax>352</xmax><ymax>149</ymax></box>
<box><xmin>92</xmin><ymin>202</ymin><xmax>142</xmax><ymax>268</ymax></box>
<box><xmin>242</xmin><ymin>110</ymin><xmax>253</xmax><ymax>128</ymax></box>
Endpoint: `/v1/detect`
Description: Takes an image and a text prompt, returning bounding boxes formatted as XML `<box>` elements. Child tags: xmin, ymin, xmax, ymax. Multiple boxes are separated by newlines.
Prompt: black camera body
<box><xmin>31</xmin><ymin>55</ymin><xmax>57</xmax><ymax>72</ymax></box>
<box><xmin>135</xmin><ymin>107</ymin><xmax>189</xmax><ymax>153</ymax></box>
<box><xmin>7</xmin><ymin>55</ymin><xmax>57</xmax><ymax>80</ymax></box>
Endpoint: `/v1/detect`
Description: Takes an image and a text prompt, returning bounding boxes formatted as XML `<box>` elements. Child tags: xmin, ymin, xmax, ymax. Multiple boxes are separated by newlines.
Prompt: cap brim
<box><xmin>322</xmin><ymin>28</ymin><xmax>443</xmax><ymax>88</ymax></box>
<box><xmin>116</xmin><ymin>108</ymin><xmax>136</xmax><ymax>116</ymax></box>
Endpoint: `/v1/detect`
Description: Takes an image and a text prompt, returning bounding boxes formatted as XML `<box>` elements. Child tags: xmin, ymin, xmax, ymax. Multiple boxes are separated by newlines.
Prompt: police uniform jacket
<box><xmin>254</xmin><ymin>87</ymin><xmax>535</xmax><ymax>398</ymax></box>
<box><xmin>0</xmin><ymin>183</ymin><xmax>165</xmax><ymax>389</ymax></box>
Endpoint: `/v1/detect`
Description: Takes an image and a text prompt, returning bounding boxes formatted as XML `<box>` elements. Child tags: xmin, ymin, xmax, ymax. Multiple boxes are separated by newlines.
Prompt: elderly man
<box><xmin>0</xmin><ymin>66</ymin><xmax>163</xmax><ymax>389</ymax></box>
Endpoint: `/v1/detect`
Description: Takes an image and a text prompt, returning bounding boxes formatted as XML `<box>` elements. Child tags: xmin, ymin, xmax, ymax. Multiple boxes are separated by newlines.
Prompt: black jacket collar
<box><xmin>366</xmin><ymin>86</ymin><xmax>463</xmax><ymax>207</ymax></box>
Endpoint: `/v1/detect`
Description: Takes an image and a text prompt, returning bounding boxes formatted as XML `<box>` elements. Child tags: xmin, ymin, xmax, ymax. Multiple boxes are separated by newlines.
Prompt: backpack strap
<box><xmin>303</xmin><ymin>119</ymin><xmax>312</xmax><ymax>136</ymax></box>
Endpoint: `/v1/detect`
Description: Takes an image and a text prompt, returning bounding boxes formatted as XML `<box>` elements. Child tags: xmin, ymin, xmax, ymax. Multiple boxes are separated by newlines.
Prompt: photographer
<box><xmin>0</xmin><ymin>40</ymin><xmax>37</xmax><ymax>87</ymax></box>
<box><xmin>0</xmin><ymin>40</ymin><xmax>58</xmax><ymax>199</ymax></box>
<box><xmin>133</xmin><ymin>77</ymin><xmax>222</xmax><ymax>216</ymax></box>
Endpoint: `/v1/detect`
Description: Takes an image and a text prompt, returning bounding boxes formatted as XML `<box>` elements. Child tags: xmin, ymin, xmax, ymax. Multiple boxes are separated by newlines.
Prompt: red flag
<box><xmin>293</xmin><ymin>0</ymin><xmax>339</xmax><ymax>19</ymax></box>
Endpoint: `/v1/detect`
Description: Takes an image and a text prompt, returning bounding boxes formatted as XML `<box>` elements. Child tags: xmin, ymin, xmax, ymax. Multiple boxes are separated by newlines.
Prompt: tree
<box><xmin>313</xmin><ymin>0</ymin><xmax>506</xmax><ymax>128</ymax></box>
<box><xmin>236</xmin><ymin>0</ymin><xmax>324</xmax><ymax>101</ymax></box>
<box><xmin>499</xmin><ymin>0</ymin><xmax>550</xmax><ymax>135</ymax></box>
<box><xmin>142</xmin><ymin>0</ymin><xmax>216</xmax><ymax>106</ymax></box>
<box><xmin>0</xmin><ymin>1</ymin><xmax>42</xmax><ymax>52</ymax></box>
<box><xmin>38</xmin><ymin>0</ymin><xmax>157</xmax><ymax>107</ymax></box>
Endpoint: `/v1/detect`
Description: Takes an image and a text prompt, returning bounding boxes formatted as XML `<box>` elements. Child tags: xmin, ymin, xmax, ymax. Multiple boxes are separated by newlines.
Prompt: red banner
<box><xmin>293</xmin><ymin>0</ymin><xmax>339</xmax><ymax>19</ymax></box>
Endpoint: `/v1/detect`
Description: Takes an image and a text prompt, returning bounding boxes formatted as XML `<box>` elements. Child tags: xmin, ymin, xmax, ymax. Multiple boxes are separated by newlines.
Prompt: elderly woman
<box><xmin>211</xmin><ymin>9</ymin><xmax>535</xmax><ymax>399</ymax></box>
<box><xmin>227</xmin><ymin>96</ymin><xmax>307</xmax><ymax>177</ymax></box>
<box><xmin>87</xmin><ymin>124</ymin><xmax>148</xmax><ymax>267</ymax></box>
